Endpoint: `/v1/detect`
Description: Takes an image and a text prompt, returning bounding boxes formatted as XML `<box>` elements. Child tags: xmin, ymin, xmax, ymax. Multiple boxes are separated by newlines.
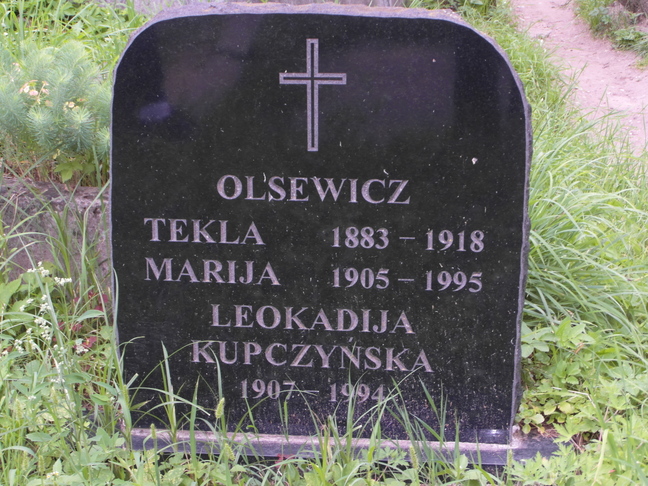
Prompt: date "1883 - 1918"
<box><xmin>331</xmin><ymin>226</ymin><xmax>485</xmax><ymax>253</ymax></box>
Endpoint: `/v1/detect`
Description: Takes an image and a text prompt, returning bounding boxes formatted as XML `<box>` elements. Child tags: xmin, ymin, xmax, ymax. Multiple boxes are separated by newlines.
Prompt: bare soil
<box><xmin>509</xmin><ymin>0</ymin><xmax>648</xmax><ymax>154</ymax></box>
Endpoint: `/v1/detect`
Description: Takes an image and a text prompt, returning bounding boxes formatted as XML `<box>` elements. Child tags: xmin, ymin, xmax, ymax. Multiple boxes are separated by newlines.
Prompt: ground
<box><xmin>510</xmin><ymin>0</ymin><xmax>648</xmax><ymax>154</ymax></box>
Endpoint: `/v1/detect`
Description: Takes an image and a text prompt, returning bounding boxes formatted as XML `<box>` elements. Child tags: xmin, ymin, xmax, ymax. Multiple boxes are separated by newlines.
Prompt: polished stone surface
<box><xmin>112</xmin><ymin>3</ymin><xmax>531</xmax><ymax>443</ymax></box>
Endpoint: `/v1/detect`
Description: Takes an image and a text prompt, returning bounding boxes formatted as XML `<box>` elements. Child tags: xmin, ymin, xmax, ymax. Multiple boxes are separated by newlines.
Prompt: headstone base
<box><xmin>129</xmin><ymin>428</ymin><xmax>559</xmax><ymax>466</ymax></box>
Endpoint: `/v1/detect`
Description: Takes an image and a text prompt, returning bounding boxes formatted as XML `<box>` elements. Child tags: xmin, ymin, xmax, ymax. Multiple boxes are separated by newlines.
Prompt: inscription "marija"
<box><xmin>145</xmin><ymin>258</ymin><xmax>280</xmax><ymax>285</ymax></box>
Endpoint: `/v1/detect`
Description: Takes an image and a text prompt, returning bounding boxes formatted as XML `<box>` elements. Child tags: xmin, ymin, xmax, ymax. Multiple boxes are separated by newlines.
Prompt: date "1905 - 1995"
<box><xmin>331</xmin><ymin>226</ymin><xmax>485</xmax><ymax>252</ymax></box>
<box><xmin>240</xmin><ymin>379</ymin><xmax>388</xmax><ymax>403</ymax></box>
<box><xmin>332</xmin><ymin>267</ymin><xmax>482</xmax><ymax>292</ymax></box>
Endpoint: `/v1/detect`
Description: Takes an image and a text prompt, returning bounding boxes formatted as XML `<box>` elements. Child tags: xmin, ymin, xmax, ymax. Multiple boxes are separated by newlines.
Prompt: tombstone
<box><xmin>111</xmin><ymin>2</ymin><xmax>532</xmax><ymax>458</ymax></box>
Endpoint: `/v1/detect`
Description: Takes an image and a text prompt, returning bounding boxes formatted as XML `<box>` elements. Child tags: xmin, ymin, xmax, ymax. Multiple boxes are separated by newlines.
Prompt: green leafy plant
<box><xmin>0</xmin><ymin>0</ymin><xmax>146</xmax><ymax>186</ymax></box>
<box><xmin>585</xmin><ymin>3</ymin><xmax>614</xmax><ymax>32</ymax></box>
<box><xmin>613</xmin><ymin>26</ymin><xmax>647</xmax><ymax>47</ymax></box>
<box><xmin>576</xmin><ymin>0</ymin><xmax>648</xmax><ymax>59</ymax></box>
<box><xmin>0</xmin><ymin>41</ymin><xmax>111</xmax><ymax>184</ymax></box>
<box><xmin>0</xmin><ymin>261</ymin><xmax>120</xmax><ymax>482</ymax></box>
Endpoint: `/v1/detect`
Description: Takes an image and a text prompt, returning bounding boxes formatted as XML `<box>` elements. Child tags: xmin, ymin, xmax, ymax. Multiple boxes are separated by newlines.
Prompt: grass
<box><xmin>460</xmin><ymin>4</ymin><xmax>648</xmax><ymax>482</ymax></box>
<box><xmin>1</xmin><ymin>0</ymin><xmax>648</xmax><ymax>484</ymax></box>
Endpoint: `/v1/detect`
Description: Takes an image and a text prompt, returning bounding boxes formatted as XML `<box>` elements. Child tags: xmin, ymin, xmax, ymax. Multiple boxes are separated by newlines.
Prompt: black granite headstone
<box><xmin>112</xmin><ymin>3</ymin><xmax>531</xmax><ymax>445</ymax></box>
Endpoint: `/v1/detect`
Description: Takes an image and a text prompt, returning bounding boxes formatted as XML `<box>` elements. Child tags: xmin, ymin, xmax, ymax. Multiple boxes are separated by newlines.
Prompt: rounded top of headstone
<box><xmin>119</xmin><ymin>2</ymin><xmax>526</xmax><ymax>111</ymax></box>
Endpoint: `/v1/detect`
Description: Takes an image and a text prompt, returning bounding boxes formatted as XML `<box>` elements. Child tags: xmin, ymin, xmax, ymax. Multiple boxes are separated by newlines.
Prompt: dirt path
<box><xmin>509</xmin><ymin>0</ymin><xmax>648</xmax><ymax>154</ymax></box>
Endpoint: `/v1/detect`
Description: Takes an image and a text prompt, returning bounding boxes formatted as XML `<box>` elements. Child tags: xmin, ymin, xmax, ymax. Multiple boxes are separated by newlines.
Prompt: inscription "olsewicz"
<box><xmin>216</xmin><ymin>175</ymin><xmax>411</xmax><ymax>204</ymax></box>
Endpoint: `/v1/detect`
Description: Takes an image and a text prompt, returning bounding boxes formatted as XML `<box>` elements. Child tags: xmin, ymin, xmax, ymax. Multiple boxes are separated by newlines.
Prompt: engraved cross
<box><xmin>280</xmin><ymin>39</ymin><xmax>347</xmax><ymax>152</ymax></box>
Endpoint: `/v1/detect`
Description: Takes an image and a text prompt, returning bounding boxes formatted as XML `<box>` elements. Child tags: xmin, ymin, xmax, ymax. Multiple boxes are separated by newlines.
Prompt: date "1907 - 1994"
<box><xmin>240</xmin><ymin>379</ymin><xmax>388</xmax><ymax>403</ymax></box>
